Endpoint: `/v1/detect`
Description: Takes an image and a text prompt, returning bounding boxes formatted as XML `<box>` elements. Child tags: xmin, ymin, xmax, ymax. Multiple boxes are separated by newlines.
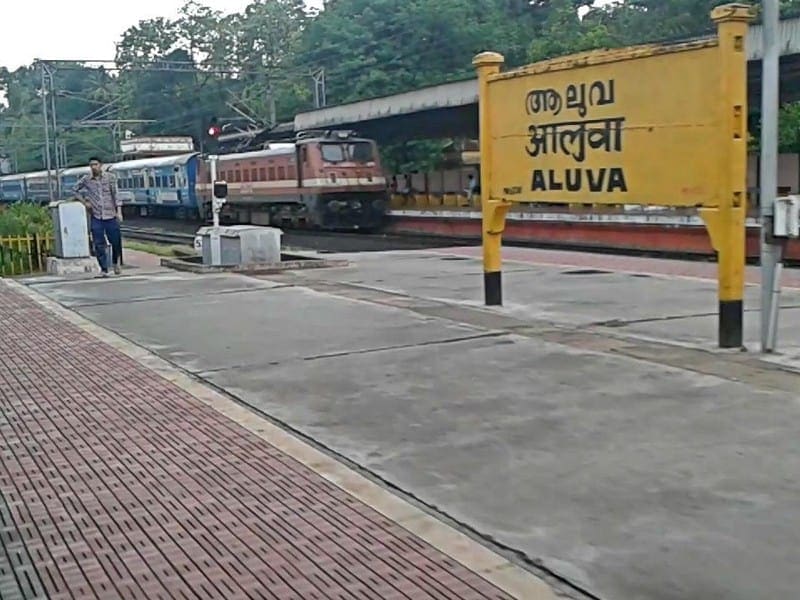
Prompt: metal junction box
<box><xmin>774</xmin><ymin>196</ymin><xmax>800</xmax><ymax>239</ymax></box>
<box><xmin>50</xmin><ymin>201</ymin><xmax>90</xmax><ymax>258</ymax></box>
<box><xmin>196</xmin><ymin>225</ymin><xmax>282</xmax><ymax>266</ymax></box>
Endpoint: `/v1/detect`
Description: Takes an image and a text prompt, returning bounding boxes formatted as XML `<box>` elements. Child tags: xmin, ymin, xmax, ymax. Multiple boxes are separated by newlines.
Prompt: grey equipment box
<box><xmin>50</xmin><ymin>201</ymin><xmax>90</xmax><ymax>258</ymax></box>
<box><xmin>196</xmin><ymin>225</ymin><xmax>282</xmax><ymax>266</ymax></box>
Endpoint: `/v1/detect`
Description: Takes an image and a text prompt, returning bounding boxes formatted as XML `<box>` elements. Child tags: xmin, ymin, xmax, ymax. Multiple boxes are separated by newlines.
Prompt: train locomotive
<box><xmin>0</xmin><ymin>131</ymin><xmax>388</xmax><ymax>231</ymax></box>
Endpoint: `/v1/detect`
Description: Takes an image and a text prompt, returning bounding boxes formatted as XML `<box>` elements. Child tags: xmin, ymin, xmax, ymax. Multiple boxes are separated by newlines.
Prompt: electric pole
<box><xmin>760</xmin><ymin>0</ymin><xmax>782</xmax><ymax>352</ymax></box>
<box><xmin>38</xmin><ymin>61</ymin><xmax>54</xmax><ymax>203</ymax></box>
<box><xmin>47</xmin><ymin>63</ymin><xmax>61</xmax><ymax>197</ymax></box>
<box><xmin>313</xmin><ymin>69</ymin><xmax>327</xmax><ymax>109</ymax></box>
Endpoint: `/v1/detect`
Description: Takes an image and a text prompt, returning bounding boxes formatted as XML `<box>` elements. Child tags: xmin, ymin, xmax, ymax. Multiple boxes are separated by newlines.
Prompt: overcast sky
<box><xmin>0</xmin><ymin>0</ymin><xmax>325</xmax><ymax>71</ymax></box>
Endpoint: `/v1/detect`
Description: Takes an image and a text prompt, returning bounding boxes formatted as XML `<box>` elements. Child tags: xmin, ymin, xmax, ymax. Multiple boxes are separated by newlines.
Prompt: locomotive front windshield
<box><xmin>320</xmin><ymin>142</ymin><xmax>374</xmax><ymax>164</ymax></box>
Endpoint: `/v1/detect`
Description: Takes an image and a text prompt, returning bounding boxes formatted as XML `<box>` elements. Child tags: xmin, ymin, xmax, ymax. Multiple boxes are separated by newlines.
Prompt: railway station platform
<box><xmin>5</xmin><ymin>244</ymin><xmax>800</xmax><ymax>600</ymax></box>
<box><xmin>0</xmin><ymin>280</ymin><xmax>552</xmax><ymax>600</ymax></box>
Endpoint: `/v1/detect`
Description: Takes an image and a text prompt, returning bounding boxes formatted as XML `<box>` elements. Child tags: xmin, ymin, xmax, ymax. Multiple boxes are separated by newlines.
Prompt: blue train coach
<box><xmin>0</xmin><ymin>173</ymin><xmax>26</xmax><ymax>205</ymax></box>
<box><xmin>23</xmin><ymin>171</ymin><xmax>57</xmax><ymax>204</ymax></box>
<box><xmin>59</xmin><ymin>166</ymin><xmax>92</xmax><ymax>200</ymax></box>
<box><xmin>110</xmin><ymin>153</ymin><xmax>200</xmax><ymax>219</ymax></box>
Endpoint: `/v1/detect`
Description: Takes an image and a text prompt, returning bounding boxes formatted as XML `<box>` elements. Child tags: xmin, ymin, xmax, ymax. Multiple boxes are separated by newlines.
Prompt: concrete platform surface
<box><xmin>0</xmin><ymin>280</ymin><xmax>551</xmax><ymax>600</ymax></box>
<box><xmin>19</xmin><ymin>246</ymin><xmax>800</xmax><ymax>600</ymax></box>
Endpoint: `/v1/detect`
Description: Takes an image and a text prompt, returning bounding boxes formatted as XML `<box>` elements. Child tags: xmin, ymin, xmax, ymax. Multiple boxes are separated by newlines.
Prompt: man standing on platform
<box><xmin>74</xmin><ymin>156</ymin><xmax>123</xmax><ymax>277</ymax></box>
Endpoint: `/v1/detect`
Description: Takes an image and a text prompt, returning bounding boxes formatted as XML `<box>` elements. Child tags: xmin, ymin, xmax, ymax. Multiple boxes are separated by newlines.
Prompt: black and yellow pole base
<box><xmin>718</xmin><ymin>299</ymin><xmax>744</xmax><ymax>348</ymax></box>
<box><xmin>700</xmin><ymin>205</ymin><xmax>745</xmax><ymax>349</ymax></box>
<box><xmin>484</xmin><ymin>271</ymin><xmax>502</xmax><ymax>306</ymax></box>
<box><xmin>482</xmin><ymin>201</ymin><xmax>511</xmax><ymax>306</ymax></box>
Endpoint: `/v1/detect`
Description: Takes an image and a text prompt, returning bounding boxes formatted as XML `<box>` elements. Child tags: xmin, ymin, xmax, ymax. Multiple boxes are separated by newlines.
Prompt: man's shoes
<box><xmin>113</xmin><ymin>264</ymin><xmax>122</xmax><ymax>275</ymax></box>
<box><xmin>96</xmin><ymin>271</ymin><xmax>109</xmax><ymax>279</ymax></box>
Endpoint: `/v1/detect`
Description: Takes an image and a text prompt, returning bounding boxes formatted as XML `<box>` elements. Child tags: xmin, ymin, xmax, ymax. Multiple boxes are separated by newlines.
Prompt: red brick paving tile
<box><xmin>0</xmin><ymin>283</ymin><xmax>517</xmax><ymax>600</ymax></box>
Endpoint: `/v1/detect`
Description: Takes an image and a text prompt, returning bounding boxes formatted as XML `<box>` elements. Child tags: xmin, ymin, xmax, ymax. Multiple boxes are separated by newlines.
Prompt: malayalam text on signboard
<box><xmin>486</xmin><ymin>42</ymin><xmax>726</xmax><ymax>207</ymax></box>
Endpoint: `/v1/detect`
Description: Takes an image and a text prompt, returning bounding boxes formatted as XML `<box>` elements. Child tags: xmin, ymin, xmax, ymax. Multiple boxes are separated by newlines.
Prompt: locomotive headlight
<box><xmin>350</xmin><ymin>200</ymin><xmax>362</xmax><ymax>210</ymax></box>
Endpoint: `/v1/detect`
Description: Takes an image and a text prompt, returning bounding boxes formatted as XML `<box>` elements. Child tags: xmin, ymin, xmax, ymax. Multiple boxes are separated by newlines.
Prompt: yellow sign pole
<box><xmin>700</xmin><ymin>3</ymin><xmax>753</xmax><ymax>348</ymax></box>
<box><xmin>473</xmin><ymin>51</ymin><xmax>510</xmax><ymax>305</ymax></box>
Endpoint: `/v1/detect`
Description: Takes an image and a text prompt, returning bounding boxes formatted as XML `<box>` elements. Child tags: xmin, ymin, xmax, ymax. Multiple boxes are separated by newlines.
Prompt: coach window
<box><xmin>251</xmin><ymin>168</ymin><xmax>258</xmax><ymax>181</ymax></box>
<box><xmin>277</xmin><ymin>166</ymin><xmax>285</xmax><ymax>180</ymax></box>
<box><xmin>243</xmin><ymin>169</ymin><xmax>251</xmax><ymax>183</ymax></box>
<box><xmin>288</xmin><ymin>165</ymin><xmax>296</xmax><ymax>179</ymax></box>
<box><xmin>234</xmin><ymin>170</ymin><xmax>241</xmax><ymax>183</ymax></box>
<box><xmin>268</xmin><ymin>166</ymin><xmax>276</xmax><ymax>180</ymax></box>
<box><xmin>148</xmin><ymin>175</ymin><xmax>155</xmax><ymax>188</ymax></box>
<box><xmin>259</xmin><ymin>167</ymin><xmax>266</xmax><ymax>181</ymax></box>
<box><xmin>301</xmin><ymin>146</ymin><xmax>308</xmax><ymax>163</ymax></box>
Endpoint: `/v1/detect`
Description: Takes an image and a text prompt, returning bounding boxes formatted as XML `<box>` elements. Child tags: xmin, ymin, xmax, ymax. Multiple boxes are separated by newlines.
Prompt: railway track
<box><xmin>121</xmin><ymin>226</ymin><xmax>196</xmax><ymax>246</ymax></box>
<box><xmin>121</xmin><ymin>220</ymin><xmax>800</xmax><ymax>266</ymax></box>
<box><xmin>121</xmin><ymin>221</ymin><xmax>473</xmax><ymax>254</ymax></box>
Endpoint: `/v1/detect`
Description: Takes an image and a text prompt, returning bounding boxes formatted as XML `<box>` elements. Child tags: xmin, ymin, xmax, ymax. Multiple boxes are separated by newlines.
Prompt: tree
<box><xmin>294</xmin><ymin>0</ymin><xmax>547</xmax><ymax>106</ymax></box>
<box><xmin>115</xmin><ymin>10</ymin><xmax>229</xmax><ymax>145</ymax></box>
<box><xmin>228</xmin><ymin>0</ymin><xmax>309</xmax><ymax>125</ymax></box>
<box><xmin>0</xmin><ymin>63</ymin><xmax>116</xmax><ymax>172</ymax></box>
<box><xmin>529</xmin><ymin>0</ymin><xmax>612</xmax><ymax>61</ymax></box>
<box><xmin>778</xmin><ymin>102</ymin><xmax>800</xmax><ymax>153</ymax></box>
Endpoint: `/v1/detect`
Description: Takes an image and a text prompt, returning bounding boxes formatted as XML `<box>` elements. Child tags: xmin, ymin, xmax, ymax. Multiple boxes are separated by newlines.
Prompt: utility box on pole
<box><xmin>773</xmin><ymin>196</ymin><xmax>800</xmax><ymax>239</ymax></box>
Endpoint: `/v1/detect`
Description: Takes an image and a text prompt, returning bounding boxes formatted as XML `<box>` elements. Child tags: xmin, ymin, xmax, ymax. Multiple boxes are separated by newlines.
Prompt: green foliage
<box><xmin>529</xmin><ymin>0</ymin><xmax>612</xmax><ymax>61</ymax></box>
<box><xmin>295</xmin><ymin>0</ymin><xmax>544</xmax><ymax>105</ymax></box>
<box><xmin>381</xmin><ymin>140</ymin><xmax>447</xmax><ymax>174</ymax></box>
<box><xmin>778</xmin><ymin>102</ymin><xmax>800</xmax><ymax>153</ymax></box>
<box><xmin>0</xmin><ymin>204</ymin><xmax>53</xmax><ymax>236</ymax></box>
<box><xmin>0</xmin><ymin>63</ymin><xmax>116</xmax><ymax>172</ymax></box>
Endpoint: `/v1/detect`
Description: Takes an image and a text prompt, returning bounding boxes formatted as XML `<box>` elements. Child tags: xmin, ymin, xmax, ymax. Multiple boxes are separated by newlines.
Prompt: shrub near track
<box><xmin>0</xmin><ymin>204</ymin><xmax>54</xmax><ymax>275</ymax></box>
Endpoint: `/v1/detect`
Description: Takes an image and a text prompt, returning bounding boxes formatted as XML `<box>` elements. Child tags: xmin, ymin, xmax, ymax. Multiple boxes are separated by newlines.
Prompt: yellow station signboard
<box><xmin>482</xmin><ymin>39</ymin><xmax>740</xmax><ymax>208</ymax></box>
<box><xmin>473</xmin><ymin>4</ymin><xmax>754</xmax><ymax>348</ymax></box>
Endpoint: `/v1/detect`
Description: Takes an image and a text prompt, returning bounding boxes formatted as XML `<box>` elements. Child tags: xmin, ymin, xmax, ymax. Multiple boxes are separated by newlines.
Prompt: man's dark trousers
<box><xmin>91</xmin><ymin>216</ymin><xmax>122</xmax><ymax>273</ymax></box>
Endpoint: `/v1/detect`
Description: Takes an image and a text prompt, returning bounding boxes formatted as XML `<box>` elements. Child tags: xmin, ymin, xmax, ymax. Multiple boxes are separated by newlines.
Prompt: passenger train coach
<box><xmin>0</xmin><ymin>131</ymin><xmax>389</xmax><ymax>231</ymax></box>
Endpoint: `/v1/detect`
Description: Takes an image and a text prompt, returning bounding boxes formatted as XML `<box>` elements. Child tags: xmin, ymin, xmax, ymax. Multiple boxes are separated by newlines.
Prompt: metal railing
<box><xmin>0</xmin><ymin>234</ymin><xmax>54</xmax><ymax>276</ymax></box>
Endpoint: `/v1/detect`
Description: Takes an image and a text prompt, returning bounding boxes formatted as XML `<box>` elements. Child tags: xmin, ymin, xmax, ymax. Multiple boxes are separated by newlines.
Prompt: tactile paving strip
<box><xmin>0</xmin><ymin>284</ymin><xmax>512</xmax><ymax>599</ymax></box>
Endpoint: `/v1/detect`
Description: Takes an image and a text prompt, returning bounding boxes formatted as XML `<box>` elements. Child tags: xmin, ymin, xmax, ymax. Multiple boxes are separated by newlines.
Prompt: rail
<box><xmin>0</xmin><ymin>234</ymin><xmax>54</xmax><ymax>276</ymax></box>
<box><xmin>120</xmin><ymin>226</ymin><xmax>195</xmax><ymax>246</ymax></box>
